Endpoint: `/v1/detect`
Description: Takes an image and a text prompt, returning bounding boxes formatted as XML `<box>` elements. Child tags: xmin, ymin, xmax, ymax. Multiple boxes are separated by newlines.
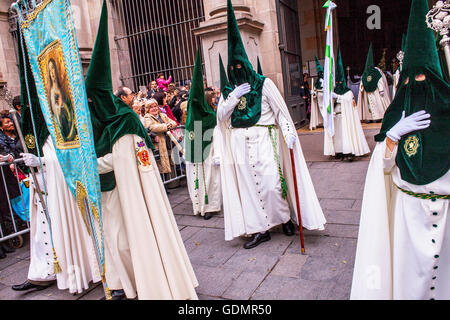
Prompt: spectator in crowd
<box><xmin>205</xmin><ymin>87</ymin><xmax>218</xmax><ymax>110</ymax></box>
<box><xmin>145</xmin><ymin>102</ymin><xmax>177</xmax><ymax>178</ymax></box>
<box><xmin>116</xmin><ymin>86</ymin><xmax>134</xmax><ymax>107</ymax></box>
<box><xmin>301</xmin><ymin>73</ymin><xmax>312</xmax><ymax>118</ymax></box>
<box><xmin>132</xmin><ymin>99</ymin><xmax>146</xmax><ymax>126</ymax></box>
<box><xmin>9</xmin><ymin>96</ymin><xmax>22</xmax><ymax>128</ymax></box>
<box><xmin>0</xmin><ymin>114</ymin><xmax>23</xmax><ymax>160</ymax></box>
<box><xmin>172</xmin><ymin>90</ymin><xmax>189</xmax><ymax>124</ymax></box>
<box><xmin>154</xmin><ymin>91</ymin><xmax>179</xmax><ymax>125</ymax></box>
<box><xmin>156</xmin><ymin>73</ymin><xmax>173</xmax><ymax>92</ymax></box>
<box><xmin>147</xmin><ymin>80</ymin><xmax>159</xmax><ymax>98</ymax></box>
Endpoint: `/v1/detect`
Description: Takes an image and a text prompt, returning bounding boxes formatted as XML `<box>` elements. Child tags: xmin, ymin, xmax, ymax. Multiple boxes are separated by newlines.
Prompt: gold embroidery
<box><xmin>25</xmin><ymin>134</ymin><xmax>36</xmax><ymax>150</ymax></box>
<box><xmin>367</xmin><ymin>75</ymin><xmax>372</xmax><ymax>82</ymax></box>
<box><xmin>188</xmin><ymin>131</ymin><xmax>195</xmax><ymax>140</ymax></box>
<box><xmin>136</xmin><ymin>141</ymin><xmax>152</xmax><ymax>168</ymax></box>
<box><xmin>237</xmin><ymin>96</ymin><xmax>247</xmax><ymax>110</ymax></box>
<box><xmin>404</xmin><ymin>135</ymin><xmax>419</xmax><ymax>157</ymax></box>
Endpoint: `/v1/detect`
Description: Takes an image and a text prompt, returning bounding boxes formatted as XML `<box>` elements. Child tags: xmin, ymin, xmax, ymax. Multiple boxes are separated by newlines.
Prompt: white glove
<box><xmin>20</xmin><ymin>153</ymin><xmax>44</xmax><ymax>168</ymax></box>
<box><xmin>285</xmin><ymin>134</ymin><xmax>297</xmax><ymax>149</ymax></box>
<box><xmin>386</xmin><ymin>110</ymin><xmax>431</xmax><ymax>142</ymax></box>
<box><xmin>232</xmin><ymin>83</ymin><xmax>251</xmax><ymax>99</ymax></box>
<box><xmin>380</xmin><ymin>91</ymin><xmax>385</xmax><ymax>97</ymax></box>
<box><xmin>332</xmin><ymin>92</ymin><xmax>339</xmax><ymax>99</ymax></box>
<box><xmin>213</xmin><ymin>156</ymin><xmax>220</xmax><ymax>166</ymax></box>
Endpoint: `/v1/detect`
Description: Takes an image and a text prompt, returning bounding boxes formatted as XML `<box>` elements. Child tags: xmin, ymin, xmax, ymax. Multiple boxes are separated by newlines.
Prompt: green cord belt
<box><xmin>254</xmin><ymin>124</ymin><xmax>288</xmax><ymax>199</ymax></box>
<box><xmin>396</xmin><ymin>185</ymin><xmax>450</xmax><ymax>200</ymax></box>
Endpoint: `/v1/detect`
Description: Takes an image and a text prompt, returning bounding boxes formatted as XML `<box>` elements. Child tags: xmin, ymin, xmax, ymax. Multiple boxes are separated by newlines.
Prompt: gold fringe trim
<box><xmin>52</xmin><ymin>248</ymin><xmax>62</xmax><ymax>274</ymax></box>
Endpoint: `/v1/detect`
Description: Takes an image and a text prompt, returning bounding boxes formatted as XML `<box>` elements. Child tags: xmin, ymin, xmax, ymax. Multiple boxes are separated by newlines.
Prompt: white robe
<box><xmin>324</xmin><ymin>91</ymin><xmax>370</xmax><ymax>157</ymax></box>
<box><xmin>27</xmin><ymin>174</ymin><xmax>55</xmax><ymax>283</ymax></box>
<box><xmin>392</xmin><ymin>69</ymin><xmax>401</xmax><ymax>98</ymax></box>
<box><xmin>357</xmin><ymin>68</ymin><xmax>391</xmax><ymax>121</ymax></box>
<box><xmin>186</xmin><ymin>126</ymin><xmax>222</xmax><ymax>216</ymax></box>
<box><xmin>40</xmin><ymin>137</ymin><xmax>101</xmax><ymax>293</ymax></box>
<box><xmin>351</xmin><ymin>141</ymin><xmax>449</xmax><ymax>300</ymax></box>
<box><xmin>216</xmin><ymin>78</ymin><xmax>326</xmax><ymax>241</ymax></box>
<box><xmin>97</xmin><ymin>134</ymin><xmax>198</xmax><ymax>300</ymax></box>
<box><xmin>310</xmin><ymin>81</ymin><xmax>324</xmax><ymax>130</ymax></box>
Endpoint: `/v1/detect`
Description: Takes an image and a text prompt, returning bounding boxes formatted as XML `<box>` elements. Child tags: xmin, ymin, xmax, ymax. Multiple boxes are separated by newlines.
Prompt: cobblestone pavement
<box><xmin>0</xmin><ymin>127</ymin><xmax>380</xmax><ymax>300</ymax></box>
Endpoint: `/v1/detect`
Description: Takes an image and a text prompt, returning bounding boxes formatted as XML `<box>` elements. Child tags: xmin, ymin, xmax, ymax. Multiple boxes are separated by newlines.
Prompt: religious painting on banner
<box><xmin>13</xmin><ymin>0</ymin><xmax>105</xmax><ymax>274</ymax></box>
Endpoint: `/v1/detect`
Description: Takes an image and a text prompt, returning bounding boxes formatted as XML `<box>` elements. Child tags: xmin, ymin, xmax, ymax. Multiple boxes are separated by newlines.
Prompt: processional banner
<box><xmin>13</xmin><ymin>0</ymin><xmax>104</xmax><ymax>270</ymax></box>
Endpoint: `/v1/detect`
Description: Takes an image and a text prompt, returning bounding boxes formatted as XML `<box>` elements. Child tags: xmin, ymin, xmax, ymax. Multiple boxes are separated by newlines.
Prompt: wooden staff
<box><xmin>289</xmin><ymin>148</ymin><xmax>306</xmax><ymax>254</ymax></box>
<box><xmin>167</xmin><ymin>130</ymin><xmax>185</xmax><ymax>156</ymax></box>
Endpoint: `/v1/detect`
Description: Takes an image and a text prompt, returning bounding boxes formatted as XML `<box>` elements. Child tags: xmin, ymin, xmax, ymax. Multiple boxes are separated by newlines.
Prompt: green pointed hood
<box><xmin>403</xmin><ymin>0</ymin><xmax>442</xmax><ymax>76</ymax></box>
<box><xmin>257</xmin><ymin>56</ymin><xmax>263</xmax><ymax>75</ymax></box>
<box><xmin>184</xmin><ymin>49</ymin><xmax>217</xmax><ymax>163</ymax></box>
<box><xmin>18</xmin><ymin>25</ymin><xmax>49</xmax><ymax>158</ymax></box>
<box><xmin>375</xmin><ymin>0</ymin><xmax>450</xmax><ymax>185</ymax></box>
<box><xmin>219</xmin><ymin>54</ymin><xmax>230</xmax><ymax>94</ymax></box>
<box><xmin>314</xmin><ymin>55</ymin><xmax>324</xmax><ymax>89</ymax></box>
<box><xmin>223</xmin><ymin>0</ymin><xmax>266</xmax><ymax>128</ymax></box>
<box><xmin>401</xmin><ymin>33</ymin><xmax>407</xmax><ymax>52</ymax></box>
<box><xmin>361</xmin><ymin>43</ymin><xmax>382</xmax><ymax>92</ymax></box>
<box><xmin>85</xmin><ymin>0</ymin><xmax>154</xmax><ymax>192</ymax></box>
<box><xmin>334</xmin><ymin>47</ymin><xmax>350</xmax><ymax>95</ymax></box>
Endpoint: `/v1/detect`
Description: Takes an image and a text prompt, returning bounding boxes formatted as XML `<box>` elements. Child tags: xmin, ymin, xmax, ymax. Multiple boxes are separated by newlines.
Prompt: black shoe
<box><xmin>111</xmin><ymin>289</ymin><xmax>126</xmax><ymax>300</ymax></box>
<box><xmin>243</xmin><ymin>232</ymin><xmax>271</xmax><ymax>249</ymax></box>
<box><xmin>282</xmin><ymin>220</ymin><xmax>295</xmax><ymax>236</ymax></box>
<box><xmin>1</xmin><ymin>242</ymin><xmax>16</xmax><ymax>253</ymax></box>
<box><xmin>203</xmin><ymin>212</ymin><xmax>213</xmax><ymax>220</ymax></box>
<box><xmin>335</xmin><ymin>153</ymin><xmax>344</xmax><ymax>160</ymax></box>
<box><xmin>344</xmin><ymin>154</ymin><xmax>354</xmax><ymax>162</ymax></box>
<box><xmin>12</xmin><ymin>280</ymin><xmax>53</xmax><ymax>291</ymax></box>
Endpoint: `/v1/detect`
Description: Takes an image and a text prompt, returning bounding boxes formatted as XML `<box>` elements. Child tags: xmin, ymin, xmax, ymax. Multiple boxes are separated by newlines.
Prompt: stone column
<box><xmin>195</xmin><ymin>0</ymin><xmax>270</xmax><ymax>90</ymax></box>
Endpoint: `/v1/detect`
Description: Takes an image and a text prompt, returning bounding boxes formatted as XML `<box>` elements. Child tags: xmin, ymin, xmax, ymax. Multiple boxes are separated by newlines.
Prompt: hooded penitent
<box><xmin>375</xmin><ymin>0</ymin><xmax>450</xmax><ymax>185</ymax></box>
<box><xmin>18</xmin><ymin>23</ymin><xmax>49</xmax><ymax>157</ymax></box>
<box><xmin>222</xmin><ymin>0</ymin><xmax>266</xmax><ymax>128</ymax></box>
<box><xmin>314</xmin><ymin>55</ymin><xmax>324</xmax><ymax>90</ymax></box>
<box><xmin>85</xmin><ymin>0</ymin><xmax>154</xmax><ymax>192</ymax></box>
<box><xmin>334</xmin><ymin>46</ymin><xmax>350</xmax><ymax>95</ymax></box>
<box><xmin>361</xmin><ymin>43</ymin><xmax>382</xmax><ymax>93</ymax></box>
<box><xmin>184</xmin><ymin>48</ymin><xmax>217</xmax><ymax>163</ymax></box>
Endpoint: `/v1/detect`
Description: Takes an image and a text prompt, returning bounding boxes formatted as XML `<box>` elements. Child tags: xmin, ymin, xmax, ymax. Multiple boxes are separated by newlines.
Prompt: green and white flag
<box><xmin>323</xmin><ymin>0</ymin><xmax>337</xmax><ymax>136</ymax></box>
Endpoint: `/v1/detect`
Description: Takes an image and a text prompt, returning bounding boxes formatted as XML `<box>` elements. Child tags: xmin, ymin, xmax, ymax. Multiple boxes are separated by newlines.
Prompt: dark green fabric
<box><xmin>314</xmin><ymin>55</ymin><xmax>324</xmax><ymax>90</ymax></box>
<box><xmin>219</xmin><ymin>54</ymin><xmax>230</xmax><ymax>94</ymax></box>
<box><xmin>184</xmin><ymin>49</ymin><xmax>217</xmax><ymax>163</ymax></box>
<box><xmin>85</xmin><ymin>0</ymin><xmax>154</xmax><ymax>192</ymax></box>
<box><xmin>257</xmin><ymin>56</ymin><xmax>263</xmax><ymax>75</ymax></box>
<box><xmin>375</xmin><ymin>0</ymin><xmax>450</xmax><ymax>186</ymax></box>
<box><xmin>334</xmin><ymin>47</ymin><xmax>350</xmax><ymax>95</ymax></box>
<box><xmin>18</xmin><ymin>25</ymin><xmax>49</xmax><ymax>158</ymax></box>
<box><xmin>362</xmin><ymin>43</ymin><xmax>382</xmax><ymax>93</ymax></box>
<box><xmin>222</xmin><ymin>0</ymin><xmax>266</xmax><ymax>129</ymax></box>
<box><xmin>401</xmin><ymin>33</ymin><xmax>407</xmax><ymax>52</ymax></box>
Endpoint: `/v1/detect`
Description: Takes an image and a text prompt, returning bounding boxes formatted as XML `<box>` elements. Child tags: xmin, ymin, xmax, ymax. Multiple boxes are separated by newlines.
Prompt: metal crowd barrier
<box><xmin>0</xmin><ymin>158</ymin><xmax>30</xmax><ymax>248</ymax></box>
<box><xmin>153</xmin><ymin>125</ymin><xmax>187</xmax><ymax>187</ymax></box>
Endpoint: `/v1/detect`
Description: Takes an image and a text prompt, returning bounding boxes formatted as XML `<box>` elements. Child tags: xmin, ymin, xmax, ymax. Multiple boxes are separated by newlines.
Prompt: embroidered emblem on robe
<box><xmin>237</xmin><ymin>96</ymin><xmax>247</xmax><ymax>110</ymax></box>
<box><xmin>136</xmin><ymin>141</ymin><xmax>152</xmax><ymax>170</ymax></box>
<box><xmin>25</xmin><ymin>134</ymin><xmax>36</xmax><ymax>150</ymax></box>
<box><xmin>404</xmin><ymin>135</ymin><xmax>419</xmax><ymax>157</ymax></box>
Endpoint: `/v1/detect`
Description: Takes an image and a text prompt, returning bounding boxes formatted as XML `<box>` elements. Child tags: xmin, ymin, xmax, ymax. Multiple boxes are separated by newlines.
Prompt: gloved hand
<box><xmin>380</xmin><ymin>91</ymin><xmax>385</xmax><ymax>97</ymax></box>
<box><xmin>285</xmin><ymin>134</ymin><xmax>297</xmax><ymax>149</ymax></box>
<box><xmin>232</xmin><ymin>83</ymin><xmax>251</xmax><ymax>99</ymax></box>
<box><xmin>20</xmin><ymin>153</ymin><xmax>44</xmax><ymax>168</ymax></box>
<box><xmin>332</xmin><ymin>92</ymin><xmax>339</xmax><ymax>99</ymax></box>
<box><xmin>386</xmin><ymin>110</ymin><xmax>431</xmax><ymax>142</ymax></box>
<box><xmin>213</xmin><ymin>156</ymin><xmax>220</xmax><ymax>166</ymax></box>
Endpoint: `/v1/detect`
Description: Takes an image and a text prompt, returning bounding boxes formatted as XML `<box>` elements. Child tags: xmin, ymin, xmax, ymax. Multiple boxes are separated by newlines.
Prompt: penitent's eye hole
<box><xmin>230</xmin><ymin>66</ymin><xmax>234</xmax><ymax>70</ymax></box>
<box><xmin>236</xmin><ymin>64</ymin><xmax>242</xmax><ymax>69</ymax></box>
<box><xmin>415</xmin><ymin>74</ymin><xmax>426</xmax><ymax>81</ymax></box>
<box><xmin>404</xmin><ymin>77</ymin><xmax>409</xmax><ymax>85</ymax></box>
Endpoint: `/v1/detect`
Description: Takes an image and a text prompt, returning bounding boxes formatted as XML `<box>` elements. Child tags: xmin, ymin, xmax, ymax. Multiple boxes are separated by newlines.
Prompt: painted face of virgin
<box><xmin>49</xmin><ymin>61</ymin><xmax>57</xmax><ymax>84</ymax></box>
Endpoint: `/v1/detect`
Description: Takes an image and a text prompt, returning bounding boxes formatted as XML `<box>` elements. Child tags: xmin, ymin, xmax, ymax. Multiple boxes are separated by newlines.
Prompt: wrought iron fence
<box><xmin>109</xmin><ymin>0</ymin><xmax>205</xmax><ymax>91</ymax></box>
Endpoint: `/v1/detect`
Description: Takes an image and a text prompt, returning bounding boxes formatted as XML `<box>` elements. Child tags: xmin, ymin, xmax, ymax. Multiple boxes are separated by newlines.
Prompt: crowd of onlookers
<box><xmin>115</xmin><ymin>73</ymin><xmax>220</xmax><ymax>181</ymax></box>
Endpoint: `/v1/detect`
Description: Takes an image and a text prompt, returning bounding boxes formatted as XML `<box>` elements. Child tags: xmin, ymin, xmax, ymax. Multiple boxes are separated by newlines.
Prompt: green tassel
<box><xmin>281</xmin><ymin>177</ymin><xmax>288</xmax><ymax>200</ymax></box>
<box><xmin>205</xmin><ymin>194</ymin><xmax>209</xmax><ymax>205</ymax></box>
<box><xmin>195</xmin><ymin>178</ymin><xmax>199</xmax><ymax>190</ymax></box>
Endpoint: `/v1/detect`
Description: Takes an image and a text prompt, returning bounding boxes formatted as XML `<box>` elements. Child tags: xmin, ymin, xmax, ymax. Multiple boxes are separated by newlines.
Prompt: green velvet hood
<box><xmin>314</xmin><ymin>55</ymin><xmax>324</xmax><ymax>90</ymax></box>
<box><xmin>219</xmin><ymin>53</ymin><xmax>230</xmax><ymax>94</ymax></box>
<box><xmin>257</xmin><ymin>56</ymin><xmax>263</xmax><ymax>75</ymax></box>
<box><xmin>184</xmin><ymin>49</ymin><xmax>217</xmax><ymax>163</ymax></box>
<box><xmin>375</xmin><ymin>0</ymin><xmax>450</xmax><ymax>185</ymax></box>
<box><xmin>361</xmin><ymin>43</ymin><xmax>382</xmax><ymax>93</ymax></box>
<box><xmin>222</xmin><ymin>0</ymin><xmax>266</xmax><ymax>128</ymax></box>
<box><xmin>18</xmin><ymin>25</ymin><xmax>49</xmax><ymax>158</ymax></box>
<box><xmin>334</xmin><ymin>47</ymin><xmax>350</xmax><ymax>95</ymax></box>
<box><xmin>85</xmin><ymin>0</ymin><xmax>154</xmax><ymax>192</ymax></box>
